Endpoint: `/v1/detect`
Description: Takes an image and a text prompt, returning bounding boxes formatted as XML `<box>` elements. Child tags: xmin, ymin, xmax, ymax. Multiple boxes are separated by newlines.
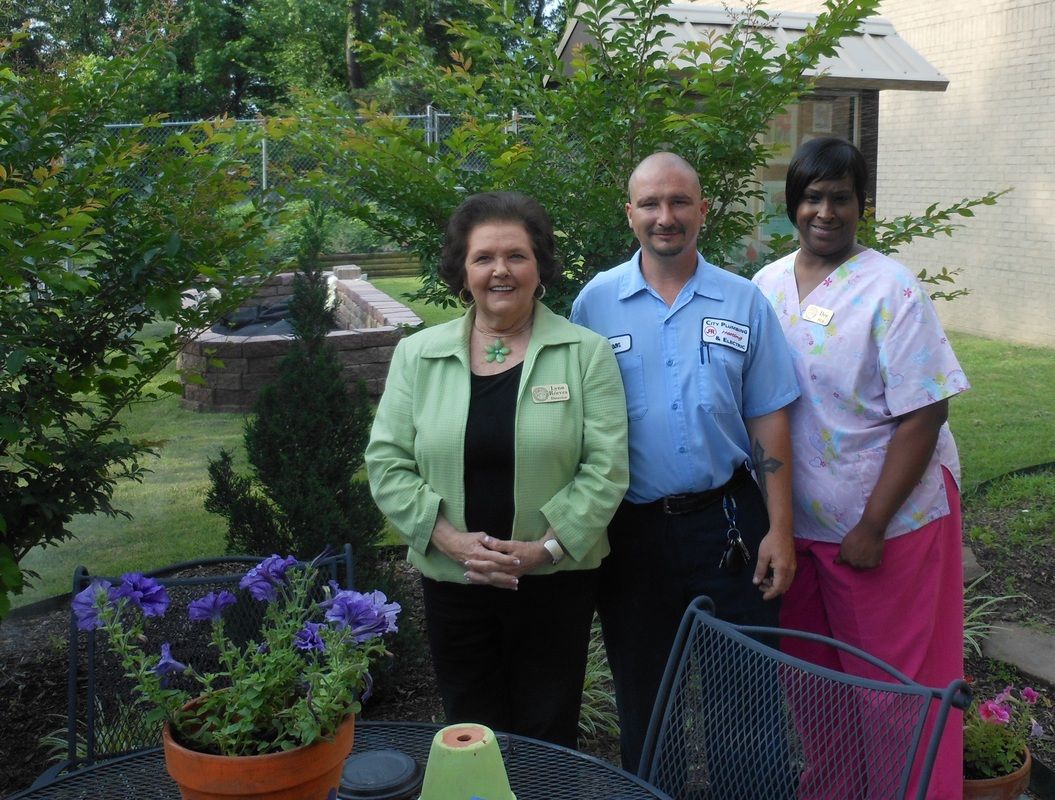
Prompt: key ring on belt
<box><xmin>718</xmin><ymin>494</ymin><xmax>751</xmax><ymax>573</ymax></box>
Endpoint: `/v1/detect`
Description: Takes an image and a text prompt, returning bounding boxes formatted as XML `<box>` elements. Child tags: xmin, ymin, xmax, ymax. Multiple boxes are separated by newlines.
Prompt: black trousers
<box><xmin>421</xmin><ymin>568</ymin><xmax>599</xmax><ymax>749</ymax></box>
<box><xmin>598</xmin><ymin>475</ymin><xmax>780</xmax><ymax>772</ymax></box>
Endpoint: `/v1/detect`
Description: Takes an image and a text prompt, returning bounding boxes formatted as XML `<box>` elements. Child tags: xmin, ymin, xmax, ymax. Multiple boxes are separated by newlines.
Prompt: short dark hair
<box><xmin>785</xmin><ymin>137</ymin><xmax>868</xmax><ymax>224</ymax></box>
<box><xmin>438</xmin><ymin>192</ymin><xmax>560</xmax><ymax>295</ymax></box>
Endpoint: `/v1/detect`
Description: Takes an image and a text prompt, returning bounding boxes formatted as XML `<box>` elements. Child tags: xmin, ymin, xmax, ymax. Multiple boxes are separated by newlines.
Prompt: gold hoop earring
<box><xmin>533</xmin><ymin>284</ymin><xmax>547</xmax><ymax>300</ymax></box>
<box><xmin>458</xmin><ymin>288</ymin><xmax>475</xmax><ymax>306</ymax></box>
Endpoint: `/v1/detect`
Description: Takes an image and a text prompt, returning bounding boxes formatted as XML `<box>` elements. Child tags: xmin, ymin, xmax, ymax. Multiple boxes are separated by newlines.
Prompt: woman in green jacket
<box><xmin>366</xmin><ymin>192</ymin><xmax>628</xmax><ymax>748</ymax></box>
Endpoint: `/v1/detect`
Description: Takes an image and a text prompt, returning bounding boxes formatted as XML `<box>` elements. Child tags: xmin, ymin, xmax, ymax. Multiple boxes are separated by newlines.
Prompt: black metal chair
<box><xmin>35</xmin><ymin>545</ymin><xmax>353</xmax><ymax>786</ymax></box>
<box><xmin>638</xmin><ymin>596</ymin><xmax>971</xmax><ymax>800</ymax></box>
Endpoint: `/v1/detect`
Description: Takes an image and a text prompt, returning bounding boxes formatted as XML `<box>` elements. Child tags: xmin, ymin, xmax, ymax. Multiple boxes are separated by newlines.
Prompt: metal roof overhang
<box><xmin>554</xmin><ymin>4</ymin><xmax>949</xmax><ymax>92</ymax></box>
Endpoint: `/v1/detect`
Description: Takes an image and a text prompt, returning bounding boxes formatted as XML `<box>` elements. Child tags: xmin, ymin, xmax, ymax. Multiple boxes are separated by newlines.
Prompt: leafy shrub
<box><xmin>0</xmin><ymin>34</ymin><xmax>275</xmax><ymax>618</ymax></box>
<box><xmin>205</xmin><ymin>204</ymin><xmax>387</xmax><ymax>586</ymax></box>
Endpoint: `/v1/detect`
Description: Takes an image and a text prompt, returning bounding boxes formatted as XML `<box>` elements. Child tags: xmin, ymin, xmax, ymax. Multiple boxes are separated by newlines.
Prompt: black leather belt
<box><xmin>641</xmin><ymin>465</ymin><xmax>753</xmax><ymax>516</ymax></box>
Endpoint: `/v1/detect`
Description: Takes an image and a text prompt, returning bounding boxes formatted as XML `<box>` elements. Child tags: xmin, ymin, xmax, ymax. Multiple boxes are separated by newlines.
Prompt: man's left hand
<box><xmin>754</xmin><ymin>529</ymin><xmax>796</xmax><ymax>600</ymax></box>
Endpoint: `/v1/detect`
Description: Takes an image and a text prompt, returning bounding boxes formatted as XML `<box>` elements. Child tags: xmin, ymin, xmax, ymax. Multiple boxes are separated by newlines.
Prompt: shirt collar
<box><xmin>618</xmin><ymin>250</ymin><xmax>726</xmax><ymax>302</ymax></box>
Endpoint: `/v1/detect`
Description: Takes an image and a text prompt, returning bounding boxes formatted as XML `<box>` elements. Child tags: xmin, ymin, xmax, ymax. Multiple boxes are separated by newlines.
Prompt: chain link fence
<box><xmin>103</xmin><ymin>106</ymin><xmax>521</xmax><ymax>209</ymax></box>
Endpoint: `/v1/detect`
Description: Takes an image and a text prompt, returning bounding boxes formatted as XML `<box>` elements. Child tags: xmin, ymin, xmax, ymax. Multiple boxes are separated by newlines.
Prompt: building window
<box><xmin>746</xmin><ymin>92</ymin><xmax>861</xmax><ymax>261</ymax></box>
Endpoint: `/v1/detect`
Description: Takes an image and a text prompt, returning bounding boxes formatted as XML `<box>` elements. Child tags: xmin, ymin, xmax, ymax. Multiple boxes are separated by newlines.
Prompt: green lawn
<box><xmin>369</xmin><ymin>276</ymin><xmax>462</xmax><ymax>327</ymax></box>
<box><xmin>946</xmin><ymin>332</ymin><xmax>1055</xmax><ymax>493</ymax></box>
<box><xmin>11</xmin><ymin>297</ymin><xmax>1053</xmax><ymax>606</ymax></box>
<box><xmin>16</xmin><ymin>385</ymin><xmax>247</xmax><ymax>605</ymax></box>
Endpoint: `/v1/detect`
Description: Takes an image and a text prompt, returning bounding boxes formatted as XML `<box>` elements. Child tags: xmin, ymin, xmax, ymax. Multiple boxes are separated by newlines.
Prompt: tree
<box><xmin>205</xmin><ymin>203</ymin><xmax>386</xmax><ymax>585</ymax></box>
<box><xmin>0</xmin><ymin>33</ymin><xmax>276</xmax><ymax>619</ymax></box>
<box><xmin>288</xmin><ymin>0</ymin><xmax>871</xmax><ymax>313</ymax></box>
<box><xmin>6</xmin><ymin>0</ymin><xmax>568</xmax><ymax>120</ymax></box>
<box><xmin>290</xmin><ymin>0</ymin><xmax>1000</xmax><ymax>314</ymax></box>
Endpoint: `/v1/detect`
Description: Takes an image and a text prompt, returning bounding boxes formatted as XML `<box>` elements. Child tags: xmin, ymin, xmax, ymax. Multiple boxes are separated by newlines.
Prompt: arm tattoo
<box><xmin>751</xmin><ymin>438</ymin><xmax>783</xmax><ymax>506</ymax></box>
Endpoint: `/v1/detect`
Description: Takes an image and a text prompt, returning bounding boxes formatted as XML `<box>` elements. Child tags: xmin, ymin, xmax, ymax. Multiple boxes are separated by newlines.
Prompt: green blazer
<box><xmin>366</xmin><ymin>302</ymin><xmax>629</xmax><ymax>583</ymax></box>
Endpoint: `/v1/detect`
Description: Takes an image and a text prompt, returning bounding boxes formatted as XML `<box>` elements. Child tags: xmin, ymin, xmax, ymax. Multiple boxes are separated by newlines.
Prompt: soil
<box><xmin>1</xmin><ymin>485</ymin><xmax>1052</xmax><ymax>797</ymax></box>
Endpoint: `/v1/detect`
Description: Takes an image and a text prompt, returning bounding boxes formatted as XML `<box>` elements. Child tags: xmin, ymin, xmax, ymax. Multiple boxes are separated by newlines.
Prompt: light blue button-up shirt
<box><xmin>571</xmin><ymin>251</ymin><xmax>800</xmax><ymax>504</ymax></box>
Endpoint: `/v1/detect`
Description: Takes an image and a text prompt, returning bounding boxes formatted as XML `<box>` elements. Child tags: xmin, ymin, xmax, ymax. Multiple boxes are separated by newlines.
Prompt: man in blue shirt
<box><xmin>571</xmin><ymin>152</ymin><xmax>800</xmax><ymax>771</ymax></box>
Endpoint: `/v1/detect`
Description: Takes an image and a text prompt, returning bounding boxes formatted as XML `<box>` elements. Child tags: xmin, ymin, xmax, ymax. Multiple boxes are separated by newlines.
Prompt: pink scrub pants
<box><xmin>781</xmin><ymin>467</ymin><xmax>964</xmax><ymax>799</ymax></box>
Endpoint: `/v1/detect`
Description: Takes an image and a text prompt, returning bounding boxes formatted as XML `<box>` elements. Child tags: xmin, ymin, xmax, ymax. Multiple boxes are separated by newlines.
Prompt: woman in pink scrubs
<box><xmin>753</xmin><ymin>137</ymin><xmax>969</xmax><ymax>799</ymax></box>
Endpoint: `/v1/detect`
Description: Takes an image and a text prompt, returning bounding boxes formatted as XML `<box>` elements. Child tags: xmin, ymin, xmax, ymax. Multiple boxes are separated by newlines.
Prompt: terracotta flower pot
<box><xmin>162</xmin><ymin>713</ymin><xmax>355</xmax><ymax>800</ymax></box>
<box><xmin>963</xmin><ymin>747</ymin><xmax>1031</xmax><ymax>800</ymax></box>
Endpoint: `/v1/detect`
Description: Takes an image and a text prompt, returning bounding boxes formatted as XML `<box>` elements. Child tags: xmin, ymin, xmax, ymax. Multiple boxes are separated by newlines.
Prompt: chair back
<box><xmin>638</xmin><ymin>596</ymin><xmax>971</xmax><ymax>800</ymax></box>
<box><xmin>49</xmin><ymin>545</ymin><xmax>353</xmax><ymax>779</ymax></box>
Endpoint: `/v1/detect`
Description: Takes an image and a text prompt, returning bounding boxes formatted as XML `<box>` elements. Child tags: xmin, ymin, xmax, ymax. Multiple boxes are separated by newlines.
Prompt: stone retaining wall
<box><xmin>178</xmin><ymin>266</ymin><xmax>421</xmax><ymax>413</ymax></box>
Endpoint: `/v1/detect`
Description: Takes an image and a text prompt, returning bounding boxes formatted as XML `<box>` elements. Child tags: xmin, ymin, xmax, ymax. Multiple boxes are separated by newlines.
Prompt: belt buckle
<box><xmin>661</xmin><ymin>494</ymin><xmax>686</xmax><ymax>515</ymax></box>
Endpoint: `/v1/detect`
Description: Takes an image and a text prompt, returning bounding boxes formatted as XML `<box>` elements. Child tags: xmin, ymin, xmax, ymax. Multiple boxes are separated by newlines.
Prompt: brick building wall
<box><xmin>768</xmin><ymin>0</ymin><xmax>1055</xmax><ymax>347</ymax></box>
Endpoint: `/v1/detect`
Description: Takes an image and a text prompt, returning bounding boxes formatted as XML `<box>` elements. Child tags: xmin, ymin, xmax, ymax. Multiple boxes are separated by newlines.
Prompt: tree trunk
<box><xmin>345</xmin><ymin>1</ymin><xmax>366</xmax><ymax>91</ymax></box>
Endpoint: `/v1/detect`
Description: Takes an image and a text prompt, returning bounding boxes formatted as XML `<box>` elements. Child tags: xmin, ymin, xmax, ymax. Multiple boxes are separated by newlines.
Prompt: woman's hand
<box><xmin>470</xmin><ymin>537</ymin><xmax>553</xmax><ymax>589</ymax></box>
<box><xmin>835</xmin><ymin>520</ymin><xmax>886</xmax><ymax>569</ymax></box>
<box><xmin>430</xmin><ymin>515</ymin><xmax>521</xmax><ymax>584</ymax></box>
<box><xmin>835</xmin><ymin>399</ymin><xmax>949</xmax><ymax>571</ymax></box>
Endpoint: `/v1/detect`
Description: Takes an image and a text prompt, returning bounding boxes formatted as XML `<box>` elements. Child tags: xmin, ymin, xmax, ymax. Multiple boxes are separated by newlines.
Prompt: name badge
<box><xmin>608</xmin><ymin>334</ymin><xmax>632</xmax><ymax>355</ymax></box>
<box><xmin>701</xmin><ymin>318</ymin><xmax>750</xmax><ymax>353</ymax></box>
<box><xmin>532</xmin><ymin>383</ymin><xmax>570</xmax><ymax>403</ymax></box>
<box><xmin>802</xmin><ymin>304</ymin><xmax>834</xmax><ymax>326</ymax></box>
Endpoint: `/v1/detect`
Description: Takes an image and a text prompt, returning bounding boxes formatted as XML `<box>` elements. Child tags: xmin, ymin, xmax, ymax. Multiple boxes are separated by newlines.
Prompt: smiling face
<box><xmin>626</xmin><ymin>156</ymin><xmax>709</xmax><ymax>268</ymax></box>
<box><xmin>464</xmin><ymin>221</ymin><xmax>540</xmax><ymax>328</ymax></box>
<box><xmin>794</xmin><ymin>174</ymin><xmax>861</xmax><ymax>265</ymax></box>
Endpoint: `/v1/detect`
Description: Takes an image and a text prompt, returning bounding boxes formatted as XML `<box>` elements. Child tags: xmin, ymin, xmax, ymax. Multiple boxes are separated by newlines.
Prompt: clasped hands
<box><xmin>431</xmin><ymin>515</ymin><xmax>552</xmax><ymax>590</ymax></box>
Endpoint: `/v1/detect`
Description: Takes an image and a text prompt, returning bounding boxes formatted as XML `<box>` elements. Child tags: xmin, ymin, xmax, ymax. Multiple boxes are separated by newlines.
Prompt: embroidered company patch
<box><xmin>608</xmin><ymin>334</ymin><xmax>632</xmax><ymax>355</ymax></box>
<box><xmin>701</xmin><ymin>318</ymin><xmax>750</xmax><ymax>353</ymax></box>
<box><xmin>531</xmin><ymin>383</ymin><xmax>570</xmax><ymax>403</ymax></box>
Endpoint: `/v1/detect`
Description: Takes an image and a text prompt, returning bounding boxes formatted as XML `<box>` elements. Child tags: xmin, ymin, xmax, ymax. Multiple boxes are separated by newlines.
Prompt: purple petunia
<box><xmin>153</xmin><ymin>643</ymin><xmax>187</xmax><ymax>687</ymax></box>
<box><xmin>239</xmin><ymin>555</ymin><xmax>299</xmax><ymax>602</ymax></box>
<box><xmin>72</xmin><ymin>580</ymin><xmax>114</xmax><ymax>631</ymax></box>
<box><xmin>188</xmin><ymin>590</ymin><xmax>237</xmax><ymax>623</ymax></box>
<box><xmin>323</xmin><ymin>589</ymin><xmax>401</xmax><ymax>643</ymax></box>
<box><xmin>294</xmin><ymin>621</ymin><xmax>327</xmax><ymax>653</ymax></box>
<box><xmin>112</xmin><ymin>573</ymin><xmax>170</xmax><ymax>618</ymax></box>
<box><xmin>1023</xmin><ymin>687</ymin><xmax>1039</xmax><ymax>705</ymax></box>
<box><xmin>364</xmin><ymin>591</ymin><xmax>400</xmax><ymax>633</ymax></box>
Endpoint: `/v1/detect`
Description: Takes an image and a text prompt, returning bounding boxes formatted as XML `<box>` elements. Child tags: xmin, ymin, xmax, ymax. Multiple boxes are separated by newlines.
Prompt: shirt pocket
<box><xmin>697</xmin><ymin>345</ymin><xmax>744</xmax><ymax>414</ymax></box>
<box><xmin>616</xmin><ymin>354</ymin><xmax>648</xmax><ymax>421</ymax></box>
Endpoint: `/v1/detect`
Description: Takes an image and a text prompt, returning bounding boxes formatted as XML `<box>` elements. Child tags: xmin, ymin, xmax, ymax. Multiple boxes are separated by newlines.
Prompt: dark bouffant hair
<box><xmin>785</xmin><ymin>137</ymin><xmax>868</xmax><ymax>224</ymax></box>
<box><xmin>438</xmin><ymin>191</ymin><xmax>560</xmax><ymax>295</ymax></box>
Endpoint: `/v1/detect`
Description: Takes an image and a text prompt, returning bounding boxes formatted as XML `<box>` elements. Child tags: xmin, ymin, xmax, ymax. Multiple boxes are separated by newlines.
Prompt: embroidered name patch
<box><xmin>701</xmin><ymin>318</ymin><xmax>750</xmax><ymax>353</ymax></box>
<box><xmin>531</xmin><ymin>383</ymin><xmax>570</xmax><ymax>403</ymax></box>
<box><xmin>608</xmin><ymin>334</ymin><xmax>632</xmax><ymax>355</ymax></box>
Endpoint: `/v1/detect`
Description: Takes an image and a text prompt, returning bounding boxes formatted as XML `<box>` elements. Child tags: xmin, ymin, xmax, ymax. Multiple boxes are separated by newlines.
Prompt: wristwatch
<box><xmin>542</xmin><ymin>538</ymin><xmax>565</xmax><ymax>565</ymax></box>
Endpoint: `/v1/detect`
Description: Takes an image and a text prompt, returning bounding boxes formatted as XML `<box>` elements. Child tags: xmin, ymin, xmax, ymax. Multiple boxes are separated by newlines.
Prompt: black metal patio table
<box><xmin>9</xmin><ymin>720</ymin><xmax>672</xmax><ymax>800</ymax></box>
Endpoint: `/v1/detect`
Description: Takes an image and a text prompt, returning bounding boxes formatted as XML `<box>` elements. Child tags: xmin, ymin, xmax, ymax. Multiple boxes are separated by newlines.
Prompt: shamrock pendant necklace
<box><xmin>475</xmin><ymin>314</ymin><xmax>533</xmax><ymax>364</ymax></box>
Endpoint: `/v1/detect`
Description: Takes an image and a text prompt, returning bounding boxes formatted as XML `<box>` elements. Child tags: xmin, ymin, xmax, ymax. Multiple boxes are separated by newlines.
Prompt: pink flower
<box><xmin>1023</xmin><ymin>687</ymin><xmax>1039</xmax><ymax>705</ymax></box>
<box><xmin>995</xmin><ymin>686</ymin><xmax>1013</xmax><ymax>704</ymax></box>
<box><xmin>979</xmin><ymin>700</ymin><xmax>1011</xmax><ymax>724</ymax></box>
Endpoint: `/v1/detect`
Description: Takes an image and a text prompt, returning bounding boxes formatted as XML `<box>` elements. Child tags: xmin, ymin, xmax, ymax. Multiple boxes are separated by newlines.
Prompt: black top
<box><xmin>464</xmin><ymin>363</ymin><xmax>522</xmax><ymax>540</ymax></box>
